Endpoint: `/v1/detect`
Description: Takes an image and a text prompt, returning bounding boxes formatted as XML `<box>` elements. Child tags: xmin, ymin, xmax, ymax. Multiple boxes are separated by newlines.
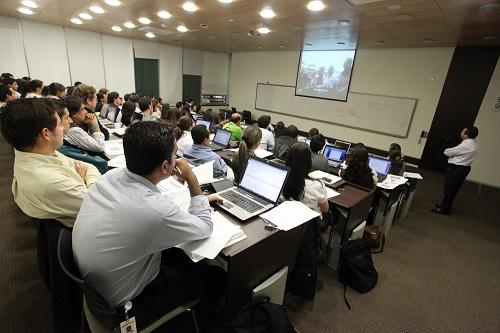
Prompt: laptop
<box><xmin>322</xmin><ymin>144</ymin><xmax>347</xmax><ymax>167</ymax></box>
<box><xmin>334</xmin><ymin>140</ymin><xmax>351</xmax><ymax>152</ymax></box>
<box><xmin>208</xmin><ymin>128</ymin><xmax>232</xmax><ymax>151</ymax></box>
<box><xmin>368</xmin><ymin>156</ymin><xmax>391</xmax><ymax>182</ymax></box>
<box><xmin>216</xmin><ymin>156</ymin><xmax>290</xmax><ymax>221</ymax></box>
<box><xmin>196</xmin><ymin>118</ymin><xmax>211</xmax><ymax>130</ymax></box>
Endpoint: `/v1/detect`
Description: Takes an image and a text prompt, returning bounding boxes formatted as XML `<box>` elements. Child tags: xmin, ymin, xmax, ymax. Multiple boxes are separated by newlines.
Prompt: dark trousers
<box><xmin>130</xmin><ymin>247</ymin><xmax>226</xmax><ymax>330</ymax></box>
<box><xmin>440</xmin><ymin>163</ymin><xmax>471</xmax><ymax>213</ymax></box>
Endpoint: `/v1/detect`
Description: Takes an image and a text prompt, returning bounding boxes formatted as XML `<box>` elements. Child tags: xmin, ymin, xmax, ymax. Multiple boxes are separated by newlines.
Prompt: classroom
<box><xmin>0</xmin><ymin>0</ymin><xmax>499</xmax><ymax>332</ymax></box>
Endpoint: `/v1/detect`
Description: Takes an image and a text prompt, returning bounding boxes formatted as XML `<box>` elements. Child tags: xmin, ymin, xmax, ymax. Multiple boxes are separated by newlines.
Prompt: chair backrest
<box><xmin>242</xmin><ymin>110</ymin><xmax>252</xmax><ymax>123</ymax></box>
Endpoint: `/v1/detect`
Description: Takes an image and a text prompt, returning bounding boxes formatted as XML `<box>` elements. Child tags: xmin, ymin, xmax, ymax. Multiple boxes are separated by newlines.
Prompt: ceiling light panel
<box><xmin>257</xmin><ymin>27</ymin><xmax>270</xmax><ymax>34</ymax></box>
<box><xmin>307</xmin><ymin>1</ymin><xmax>325</xmax><ymax>12</ymax></box>
<box><xmin>157</xmin><ymin>10</ymin><xmax>172</xmax><ymax>19</ymax></box>
<box><xmin>260</xmin><ymin>8</ymin><xmax>276</xmax><ymax>18</ymax></box>
<box><xmin>177</xmin><ymin>25</ymin><xmax>188</xmax><ymax>32</ymax></box>
<box><xmin>124</xmin><ymin>21</ymin><xmax>136</xmax><ymax>28</ymax></box>
<box><xmin>104</xmin><ymin>0</ymin><xmax>121</xmax><ymax>6</ymax></box>
<box><xmin>112</xmin><ymin>26</ymin><xmax>122</xmax><ymax>32</ymax></box>
<box><xmin>79</xmin><ymin>13</ymin><xmax>92</xmax><ymax>20</ymax></box>
<box><xmin>145</xmin><ymin>32</ymin><xmax>156</xmax><ymax>38</ymax></box>
<box><xmin>70</xmin><ymin>17</ymin><xmax>83</xmax><ymax>24</ymax></box>
<box><xmin>21</xmin><ymin>0</ymin><xmax>37</xmax><ymax>9</ymax></box>
<box><xmin>182</xmin><ymin>2</ymin><xmax>199</xmax><ymax>12</ymax></box>
<box><xmin>89</xmin><ymin>6</ymin><xmax>104</xmax><ymax>14</ymax></box>
<box><xmin>18</xmin><ymin>7</ymin><xmax>34</xmax><ymax>15</ymax></box>
<box><xmin>138</xmin><ymin>17</ymin><xmax>152</xmax><ymax>24</ymax></box>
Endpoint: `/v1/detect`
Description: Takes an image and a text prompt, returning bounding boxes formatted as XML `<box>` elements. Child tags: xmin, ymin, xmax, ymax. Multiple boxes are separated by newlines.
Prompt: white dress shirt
<box><xmin>177</xmin><ymin>130</ymin><xmax>194</xmax><ymax>154</ymax></box>
<box><xmin>72</xmin><ymin>168</ymin><xmax>212</xmax><ymax>307</ymax></box>
<box><xmin>66</xmin><ymin>126</ymin><xmax>105</xmax><ymax>153</ymax></box>
<box><xmin>444</xmin><ymin>138</ymin><xmax>478</xmax><ymax>166</ymax></box>
<box><xmin>259</xmin><ymin>127</ymin><xmax>275</xmax><ymax>151</ymax></box>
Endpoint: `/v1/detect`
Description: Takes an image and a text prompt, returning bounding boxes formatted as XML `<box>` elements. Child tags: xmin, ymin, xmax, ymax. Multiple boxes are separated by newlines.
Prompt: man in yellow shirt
<box><xmin>0</xmin><ymin>98</ymin><xmax>100</xmax><ymax>227</ymax></box>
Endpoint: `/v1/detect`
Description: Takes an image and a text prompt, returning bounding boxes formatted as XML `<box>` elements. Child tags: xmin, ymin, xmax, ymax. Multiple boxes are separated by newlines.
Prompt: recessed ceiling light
<box><xmin>89</xmin><ymin>6</ymin><xmax>104</xmax><ymax>14</ymax></box>
<box><xmin>209</xmin><ymin>35</ymin><xmax>217</xmax><ymax>39</ymax></box>
<box><xmin>228</xmin><ymin>19</ymin><xmax>235</xmax><ymax>23</ymax></box>
<box><xmin>21</xmin><ymin>1</ymin><xmax>37</xmax><ymax>9</ymax></box>
<box><xmin>422</xmin><ymin>38</ymin><xmax>435</xmax><ymax>43</ymax></box>
<box><xmin>70</xmin><ymin>17</ymin><xmax>83</xmax><ymax>25</ymax></box>
<box><xmin>104</xmin><ymin>0</ymin><xmax>121</xmax><ymax>6</ymax></box>
<box><xmin>307</xmin><ymin>1</ymin><xmax>325</xmax><ymax>12</ymax></box>
<box><xmin>79</xmin><ymin>13</ymin><xmax>92</xmax><ymax>20</ymax></box>
<box><xmin>293</xmin><ymin>25</ymin><xmax>304</xmax><ymax>31</ymax></box>
<box><xmin>182</xmin><ymin>2</ymin><xmax>198</xmax><ymax>12</ymax></box>
<box><xmin>124</xmin><ymin>21</ymin><xmax>135</xmax><ymax>29</ymax></box>
<box><xmin>157</xmin><ymin>10</ymin><xmax>172</xmax><ymax>19</ymax></box>
<box><xmin>338</xmin><ymin>19</ymin><xmax>350</xmax><ymax>26</ymax></box>
<box><xmin>279</xmin><ymin>45</ymin><xmax>286</xmax><ymax>48</ymax></box>
<box><xmin>260</xmin><ymin>8</ymin><xmax>276</xmax><ymax>18</ymax></box>
<box><xmin>218</xmin><ymin>0</ymin><xmax>233</xmax><ymax>3</ymax></box>
<box><xmin>388</xmin><ymin>4</ymin><xmax>402</xmax><ymax>11</ymax></box>
<box><xmin>145</xmin><ymin>32</ymin><xmax>156</xmax><ymax>38</ymax></box>
<box><xmin>18</xmin><ymin>7</ymin><xmax>33</xmax><ymax>15</ymax></box>
<box><xmin>395</xmin><ymin>13</ymin><xmax>413</xmax><ymax>20</ymax></box>
<box><xmin>478</xmin><ymin>3</ymin><xmax>500</xmax><ymax>12</ymax></box>
<box><xmin>111</xmin><ymin>26</ymin><xmax>122</xmax><ymax>32</ymax></box>
<box><xmin>257</xmin><ymin>27</ymin><xmax>271</xmax><ymax>34</ymax></box>
<box><xmin>177</xmin><ymin>25</ymin><xmax>188</xmax><ymax>32</ymax></box>
<box><xmin>138</xmin><ymin>17</ymin><xmax>151</xmax><ymax>24</ymax></box>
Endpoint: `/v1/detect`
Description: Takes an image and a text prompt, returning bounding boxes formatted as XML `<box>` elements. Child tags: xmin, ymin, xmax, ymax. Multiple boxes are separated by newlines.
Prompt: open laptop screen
<box><xmin>196</xmin><ymin>119</ymin><xmax>211</xmax><ymax>130</ymax></box>
<box><xmin>240</xmin><ymin>157</ymin><xmax>289</xmax><ymax>204</ymax></box>
<box><xmin>369</xmin><ymin>156</ymin><xmax>391</xmax><ymax>176</ymax></box>
<box><xmin>213</xmin><ymin>128</ymin><xmax>232</xmax><ymax>146</ymax></box>
<box><xmin>334</xmin><ymin>140</ymin><xmax>351</xmax><ymax>151</ymax></box>
<box><xmin>323</xmin><ymin>145</ymin><xmax>347</xmax><ymax>163</ymax></box>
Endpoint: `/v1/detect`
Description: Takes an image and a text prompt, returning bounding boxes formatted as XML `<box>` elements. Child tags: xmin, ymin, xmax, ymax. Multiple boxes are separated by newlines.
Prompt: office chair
<box><xmin>242</xmin><ymin>110</ymin><xmax>252</xmax><ymax>124</ymax></box>
<box><xmin>57</xmin><ymin>229</ymin><xmax>201</xmax><ymax>333</ymax></box>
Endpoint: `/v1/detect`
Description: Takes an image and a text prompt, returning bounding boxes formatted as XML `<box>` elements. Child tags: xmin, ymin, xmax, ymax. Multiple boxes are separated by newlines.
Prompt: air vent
<box><xmin>138</xmin><ymin>26</ymin><xmax>174</xmax><ymax>35</ymax></box>
<box><xmin>247</xmin><ymin>30</ymin><xmax>261</xmax><ymax>37</ymax></box>
<box><xmin>349</xmin><ymin>0</ymin><xmax>386</xmax><ymax>5</ymax></box>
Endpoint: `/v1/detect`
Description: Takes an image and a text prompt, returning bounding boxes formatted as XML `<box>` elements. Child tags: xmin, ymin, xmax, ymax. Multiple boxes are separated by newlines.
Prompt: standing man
<box><xmin>432</xmin><ymin>126</ymin><xmax>479</xmax><ymax>215</ymax></box>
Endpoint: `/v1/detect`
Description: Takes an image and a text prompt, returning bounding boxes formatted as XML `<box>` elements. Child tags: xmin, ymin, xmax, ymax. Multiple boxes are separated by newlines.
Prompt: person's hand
<box><xmin>207</xmin><ymin>194</ymin><xmax>224</xmax><ymax>204</ymax></box>
<box><xmin>83</xmin><ymin>112</ymin><xmax>98</xmax><ymax>125</ymax></box>
<box><xmin>75</xmin><ymin>161</ymin><xmax>87</xmax><ymax>181</ymax></box>
<box><xmin>173</xmin><ymin>159</ymin><xmax>196</xmax><ymax>182</ymax></box>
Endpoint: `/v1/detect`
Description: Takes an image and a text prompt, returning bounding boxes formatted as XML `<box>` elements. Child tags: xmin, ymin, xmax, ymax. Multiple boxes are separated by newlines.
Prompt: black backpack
<box><xmin>228</xmin><ymin>295</ymin><xmax>296</xmax><ymax>333</ymax></box>
<box><xmin>337</xmin><ymin>239</ymin><xmax>378</xmax><ymax>308</ymax></box>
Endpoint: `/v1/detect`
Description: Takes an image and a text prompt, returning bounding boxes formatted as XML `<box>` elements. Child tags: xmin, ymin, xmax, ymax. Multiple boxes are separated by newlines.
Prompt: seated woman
<box><xmin>161</xmin><ymin>107</ymin><xmax>180</xmax><ymax>127</ymax></box>
<box><xmin>231</xmin><ymin>126</ymin><xmax>262</xmax><ymax>184</ymax></box>
<box><xmin>120</xmin><ymin>101</ymin><xmax>136</xmax><ymax>127</ymax></box>
<box><xmin>64</xmin><ymin>96</ymin><xmax>106</xmax><ymax>154</ymax></box>
<box><xmin>175</xmin><ymin>115</ymin><xmax>194</xmax><ymax>155</ymax></box>
<box><xmin>283</xmin><ymin>142</ymin><xmax>329</xmax><ymax>214</ymax></box>
<box><xmin>388</xmin><ymin>143</ymin><xmax>406</xmax><ymax>176</ymax></box>
<box><xmin>340</xmin><ymin>147</ymin><xmax>376</xmax><ymax>189</ymax></box>
<box><xmin>55</xmin><ymin>100</ymin><xmax>108</xmax><ymax>174</ymax></box>
<box><xmin>310</xmin><ymin>134</ymin><xmax>329</xmax><ymax>172</ymax></box>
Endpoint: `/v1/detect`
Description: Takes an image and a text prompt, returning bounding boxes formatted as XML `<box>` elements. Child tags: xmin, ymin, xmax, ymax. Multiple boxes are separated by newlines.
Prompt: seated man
<box><xmin>72</xmin><ymin>121</ymin><xmax>225</xmax><ymax>329</ymax></box>
<box><xmin>139</xmin><ymin>96</ymin><xmax>160</xmax><ymax>122</ymax></box>
<box><xmin>72</xmin><ymin>83</ymin><xmax>109</xmax><ymax>140</ymax></box>
<box><xmin>273</xmin><ymin>125</ymin><xmax>298</xmax><ymax>160</ymax></box>
<box><xmin>0</xmin><ymin>98</ymin><xmax>100</xmax><ymax>227</ymax></box>
<box><xmin>310</xmin><ymin>134</ymin><xmax>329</xmax><ymax>172</ymax></box>
<box><xmin>257</xmin><ymin>114</ymin><xmax>275</xmax><ymax>151</ymax></box>
<box><xmin>223</xmin><ymin>112</ymin><xmax>243</xmax><ymax>141</ymax></box>
<box><xmin>0</xmin><ymin>84</ymin><xmax>16</xmax><ymax>108</ymax></box>
<box><xmin>183</xmin><ymin>125</ymin><xmax>229</xmax><ymax>175</ymax></box>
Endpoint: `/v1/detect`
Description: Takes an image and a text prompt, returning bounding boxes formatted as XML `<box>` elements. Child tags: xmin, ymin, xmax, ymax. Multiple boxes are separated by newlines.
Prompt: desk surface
<box><xmin>329</xmin><ymin>183</ymin><xmax>373</xmax><ymax>209</ymax></box>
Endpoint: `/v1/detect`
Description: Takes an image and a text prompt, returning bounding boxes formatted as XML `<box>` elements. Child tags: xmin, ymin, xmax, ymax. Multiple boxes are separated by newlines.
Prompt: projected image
<box><xmin>295</xmin><ymin>50</ymin><xmax>356</xmax><ymax>101</ymax></box>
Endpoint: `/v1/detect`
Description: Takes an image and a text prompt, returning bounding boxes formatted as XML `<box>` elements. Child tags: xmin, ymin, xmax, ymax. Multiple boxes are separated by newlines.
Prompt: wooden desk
<box><xmin>216</xmin><ymin>211</ymin><xmax>305</xmax><ymax>318</ymax></box>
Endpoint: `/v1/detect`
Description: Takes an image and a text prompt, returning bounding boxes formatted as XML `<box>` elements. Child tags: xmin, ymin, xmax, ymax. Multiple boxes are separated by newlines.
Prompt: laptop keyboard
<box><xmin>220</xmin><ymin>190</ymin><xmax>264</xmax><ymax>213</ymax></box>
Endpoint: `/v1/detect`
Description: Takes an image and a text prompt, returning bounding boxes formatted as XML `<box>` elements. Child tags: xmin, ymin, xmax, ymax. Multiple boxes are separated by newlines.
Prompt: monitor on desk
<box><xmin>322</xmin><ymin>144</ymin><xmax>347</xmax><ymax>163</ymax></box>
<box><xmin>369</xmin><ymin>156</ymin><xmax>391</xmax><ymax>176</ymax></box>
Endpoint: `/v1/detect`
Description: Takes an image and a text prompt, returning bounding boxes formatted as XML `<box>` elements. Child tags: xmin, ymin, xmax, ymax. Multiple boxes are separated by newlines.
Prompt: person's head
<box><xmin>187</xmin><ymin>98</ymin><xmax>194</xmax><ymax>105</ymax></box>
<box><xmin>308</xmin><ymin>127</ymin><xmax>319</xmax><ymax>138</ymax></box>
<box><xmin>287</xmin><ymin>125</ymin><xmax>298</xmax><ymax>139</ymax></box>
<box><xmin>231</xmin><ymin>113</ymin><xmax>241</xmax><ymax>125</ymax></box>
<box><xmin>41</xmin><ymin>86</ymin><xmax>50</xmax><ymax>97</ymax></box>
<box><xmin>128</xmin><ymin>93</ymin><xmax>140</xmax><ymax>105</ymax></box>
<box><xmin>346</xmin><ymin>147</ymin><xmax>369</xmax><ymax>169</ymax></box>
<box><xmin>162</xmin><ymin>102</ymin><xmax>170</xmax><ymax>111</ymax></box>
<box><xmin>138</xmin><ymin>97</ymin><xmax>152</xmax><ymax>112</ymax></box>
<box><xmin>53</xmin><ymin>99</ymin><xmax>72</xmax><ymax>134</ymax></box>
<box><xmin>161</xmin><ymin>107</ymin><xmax>179</xmax><ymax>125</ymax></box>
<box><xmin>0</xmin><ymin>98</ymin><xmax>63</xmax><ymax>152</ymax></box>
<box><xmin>196</xmin><ymin>105</ymin><xmax>202</xmax><ymax>114</ymax></box>
<box><xmin>98</xmin><ymin>88</ymin><xmax>108</xmax><ymax>100</ymax></box>
<box><xmin>191</xmin><ymin>125</ymin><xmax>210</xmax><ymax>145</ymax></box>
<box><xmin>3</xmin><ymin>77</ymin><xmax>18</xmax><ymax>91</ymax></box>
<box><xmin>241</xmin><ymin>125</ymin><xmax>262</xmax><ymax>151</ymax></box>
<box><xmin>178</xmin><ymin>115</ymin><xmax>194</xmax><ymax>132</ymax></box>
<box><xmin>0</xmin><ymin>84</ymin><xmax>15</xmax><ymax>103</ymax></box>
<box><xmin>74</xmin><ymin>81</ymin><xmax>82</xmax><ymax>87</ymax></box>
<box><xmin>123</xmin><ymin>121</ymin><xmax>176</xmax><ymax>179</ymax></box>
<box><xmin>72</xmin><ymin>84</ymin><xmax>97</xmax><ymax>109</ymax></box>
<box><xmin>1</xmin><ymin>73</ymin><xmax>13</xmax><ymax>79</ymax></box>
<box><xmin>462</xmin><ymin>126</ymin><xmax>478</xmax><ymax>139</ymax></box>
<box><xmin>49</xmin><ymin>82</ymin><xmax>66</xmax><ymax>98</ymax></box>
<box><xmin>30</xmin><ymin>79</ymin><xmax>43</xmax><ymax>94</ymax></box>
<box><xmin>310</xmin><ymin>134</ymin><xmax>325</xmax><ymax>153</ymax></box>
<box><xmin>389</xmin><ymin>143</ymin><xmax>401</xmax><ymax>152</ymax></box>
<box><xmin>107</xmin><ymin>91</ymin><xmax>120</xmax><ymax>106</ymax></box>
<box><xmin>283</xmin><ymin>142</ymin><xmax>312</xmax><ymax>200</ymax></box>
<box><xmin>120</xmin><ymin>101</ymin><xmax>136</xmax><ymax>127</ymax></box>
<box><xmin>176</xmin><ymin>101</ymin><xmax>183</xmax><ymax>109</ymax></box>
<box><xmin>257</xmin><ymin>115</ymin><xmax>271</xmax><ymax>129</ymax></box>
<box><xmin>22</xmin><ymin>76</ymin><xmax>31</xmax><ymax>81</ymax></box>
<box><xmin>66</xmin><ymin>86</ymin><xmax>74</xmax><ymax>96</ymax></box>
<box><xmin>64</xmin><ymin>95</ymin><xmax>87</xmax><ymax>125</ymax></box>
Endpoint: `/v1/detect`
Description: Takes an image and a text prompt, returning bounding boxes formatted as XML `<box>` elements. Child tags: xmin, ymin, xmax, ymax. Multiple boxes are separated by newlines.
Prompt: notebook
<box><xmin>216</xmin><ymin>156</ymin><xmax>290</xmax><ymax>221</ymax></box>
<box><xmin>322</xmin><ymin>144</ymin><xmax>347</xmax><ymax>167</ymax></box>
<box><xmin>208</xmin><ymin>128</ymin><xmax>232</xmax><ymax>151</ymax></box>
<box><xmin>196</xmin><ymin>118</ymin><xmax>211</xmax><ymax>130</ymax></box>
<box><xmin>369</xmin><ymin>156</ymin><xmax>391</xmax><ymax>181</ymax></box>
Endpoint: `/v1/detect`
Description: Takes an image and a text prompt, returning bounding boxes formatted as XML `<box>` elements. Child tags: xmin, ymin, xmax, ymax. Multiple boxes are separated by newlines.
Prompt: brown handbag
<box><xmin>363</xmin><ymin>225</ymin><xmax>385</xmax><ymax>253</ymax></box>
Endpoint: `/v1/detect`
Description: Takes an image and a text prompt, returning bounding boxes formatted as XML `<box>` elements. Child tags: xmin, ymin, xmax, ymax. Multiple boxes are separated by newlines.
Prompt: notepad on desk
<box><xmin>228</xmin><ymin>147</ymin><xmax>273</xmax><ymax>159</ymax></box>
<box><xmin>403</xmin><ymin>172</ymin><xmax>423</xmax><ymax>180</ymax></box>
<box><xmin>377</xmin><ymin>174</ymin><xmax>408</xmax><ymax>190</ymax></box>
<box><xmin>104</xmin><ymin>139</ymin><xmax>124</xmax><ymax>158</ymax></box>
<box><xmin>260</xmin><ymin>201</ymin><xmax>320</xmax><ymax>231</ymax></box>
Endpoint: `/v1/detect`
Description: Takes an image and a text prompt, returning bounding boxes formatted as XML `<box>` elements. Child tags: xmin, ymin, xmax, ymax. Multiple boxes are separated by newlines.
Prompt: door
<box><xmin>134</xmin><ymin>58</ymin><xmax>159</xmax><ymax>98</ymax></box>
<box><xmin>183</xmin><ymin>74</ymin><xmax>202</xmax><ymax>106</ymax></box>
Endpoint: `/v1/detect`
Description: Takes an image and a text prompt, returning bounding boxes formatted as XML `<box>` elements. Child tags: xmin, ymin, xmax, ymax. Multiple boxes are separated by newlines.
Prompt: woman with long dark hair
<box><xmin>340</xmin><ymin>147</ymin><xmax>375</xmax><ymax>189</ymax></box>
<box><xmin>388</xmin><ymin>143</ymin><xmax>406</xmax><ymax>176</ymax></box>
<box><xmin>231</xmin><ymin>126</ymin><xmax>262</xmax><ymax>184</ymax></box>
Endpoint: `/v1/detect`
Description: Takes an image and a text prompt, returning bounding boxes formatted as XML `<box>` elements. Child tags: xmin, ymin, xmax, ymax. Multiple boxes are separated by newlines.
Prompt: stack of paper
<box><xmin>157</xmin><ymin>177</ymin><xmax>191</xmax><ymax>209</ymax></box>
<box><xmin>377</xmin><ymin>174</ymin><xmax>408</xmax><ymax>190</ymax></box>
<box><xmin>104</xmin><ymin>139</ymin><xmax>124</xmax><ymax>158</ymax></box>
<box><xmin>260</xmin><ymin>201</ymin><xmax>320</xmax><ymax>231</ymax></box>
<box><xmin>308</xmin><ymin>170</ymin><xmax>343</xmax><ymax>185</ymax></box>
<box><xmin>191</xmin><ymin>160</ymin><xmax>215</xmax><ymax>184</ymax></box>
<box><xmin>178</xmin><ymin>211</ymin><xmax>246</xmax><ymax>262</ymax></box>
<box><xmin>108</xmin><ymin>155</ymin><xmax>127</xmax><ymax>169</ymax></box>
<box><xmin>403</xmin><ymin>172</ymin><xmax>423</xmax><ymax>180</ymax></box>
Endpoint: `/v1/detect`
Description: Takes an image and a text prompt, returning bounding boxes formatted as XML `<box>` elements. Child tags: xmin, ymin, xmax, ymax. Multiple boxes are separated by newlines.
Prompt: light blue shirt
<box><xmin>183</xmin><ymin>144</ymin><xmax>228</xmax><ymax>175</ymax></box>
<box><xmin>72</xmin><ymin>168</ymin><xmax>212</xmax><ymax>308</ymax></box>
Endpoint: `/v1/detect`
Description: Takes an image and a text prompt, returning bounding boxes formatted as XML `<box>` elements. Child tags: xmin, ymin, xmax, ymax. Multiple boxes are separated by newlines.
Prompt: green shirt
<box><xmin>223</xmin><ymin>122</ymin><xmax>243</xmax><ymax>141</ymax></box>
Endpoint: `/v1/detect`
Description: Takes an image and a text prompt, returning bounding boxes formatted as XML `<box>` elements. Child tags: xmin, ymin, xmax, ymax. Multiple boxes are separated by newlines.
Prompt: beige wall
<box><xmin>468</xmin><ymin>57</ymin><xmax>500</xmax><ymax>188</ymax></box>
<box><xmin>229</xmin><ymin>48</ymin><xmax>454</xmax><ymax>159</ymax></box>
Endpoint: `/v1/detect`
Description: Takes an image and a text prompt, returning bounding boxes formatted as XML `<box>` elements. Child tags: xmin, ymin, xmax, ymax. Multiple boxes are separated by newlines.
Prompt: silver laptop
<box><xmin>334</xmin><ymin>140</ymin><xmax>351</xmax><ymax>152</ymax></box>
<box><xmin>196</xmin><ymin>118</ymin><xmax>211</xmax><ymax>130</ymax></box>
<box><xmin>208</xmin><ymin>128</ymin><xmax>232</xmax><ymax>151</ymax></box>
<box><xmin>216</xmin><ymin>156</ymin><xmax>290</xmax><ymax>221</ymax></box>
<box><xmin>322</xmin><ymin>144</ymin><xmax>348</xmax><ymax>167</ymax></box>
<box><xmin>368</xmin><ymin>156</ymin><xmax>391</xmax><ymax>182</ymax></box>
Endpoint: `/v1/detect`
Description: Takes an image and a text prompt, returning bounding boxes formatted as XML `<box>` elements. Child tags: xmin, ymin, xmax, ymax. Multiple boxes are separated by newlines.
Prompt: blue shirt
<box><xmin>183</xmin><ymin>144</ymin><xmax>228</xmax><ymax>175</ymax></box>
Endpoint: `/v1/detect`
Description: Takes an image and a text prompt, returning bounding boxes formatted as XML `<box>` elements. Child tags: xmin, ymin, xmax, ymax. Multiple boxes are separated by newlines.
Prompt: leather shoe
<box><xmin>431</xmin><ymin>207</ymin><xmax>448</xmax><ymax>215</ymax></box>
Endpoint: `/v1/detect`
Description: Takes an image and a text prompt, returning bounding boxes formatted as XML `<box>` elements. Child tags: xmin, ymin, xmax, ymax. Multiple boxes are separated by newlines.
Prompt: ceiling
<box><xmin>1</xmin><ymin>0</ymin><xmax>500</xmax><ymax>53</ymax></box>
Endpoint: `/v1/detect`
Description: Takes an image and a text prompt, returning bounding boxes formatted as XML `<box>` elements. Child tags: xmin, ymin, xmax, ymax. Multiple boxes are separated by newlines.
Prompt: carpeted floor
<box><xmin>1</xmin><ymin>135</ymin><xmax>499</xmax><ymax>333</ymax></box>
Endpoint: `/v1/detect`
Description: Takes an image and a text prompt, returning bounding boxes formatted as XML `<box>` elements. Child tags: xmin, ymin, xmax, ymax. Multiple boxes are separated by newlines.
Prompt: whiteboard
<box><xmin>255</xmin><ymin>83</ymin><xmax>417</xmax><ymax>138</ymax></box>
